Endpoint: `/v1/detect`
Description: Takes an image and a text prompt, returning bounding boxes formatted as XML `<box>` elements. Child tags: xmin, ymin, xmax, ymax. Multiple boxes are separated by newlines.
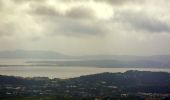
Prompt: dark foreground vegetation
<box><xmin>1</xmin><ymin>70</ymin><xmax>170</xmax><ymax>100</ymax></box>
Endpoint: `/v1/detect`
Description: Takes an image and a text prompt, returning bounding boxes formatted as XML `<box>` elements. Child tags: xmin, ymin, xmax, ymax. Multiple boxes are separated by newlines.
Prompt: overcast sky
<box><xmin>0</xmin><ymin>0</ymin><xmax>170</xmax><ymax>56</ymax></box>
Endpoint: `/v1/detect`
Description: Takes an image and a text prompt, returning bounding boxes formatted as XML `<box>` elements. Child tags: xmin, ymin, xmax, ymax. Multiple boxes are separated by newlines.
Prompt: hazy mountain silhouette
<box><xmin>0</xmin><ymin>50</ymin><xmax>170</xmax><ymax>68</ymax></box>
<box><xmin>0</xmin><ymin>50</ymin><xmax>69</xmax><ymax>59</ymax></box>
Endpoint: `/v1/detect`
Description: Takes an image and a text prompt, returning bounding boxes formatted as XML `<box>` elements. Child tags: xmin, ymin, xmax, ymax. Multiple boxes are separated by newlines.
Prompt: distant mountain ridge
<box><xmin>1</xmin><ymin>50</ymin><xmax>170</xmax><ymax>68</ymax></box>
<box><xmin>0</xmin><ymin>50</ymin><xmax>170</xmax><ymax>60</ymax></box>
<box><xmin>0</xmin><ymin>50</ymin><xmax>69</xmax><ymax>59</ymax></box>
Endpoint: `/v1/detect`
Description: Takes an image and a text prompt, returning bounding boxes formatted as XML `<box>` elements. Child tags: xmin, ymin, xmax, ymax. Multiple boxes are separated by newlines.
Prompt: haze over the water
<box><xmin>0</xmin><ymin>0</ymin><xmax>170</xmax><ymax>56</ymax></box>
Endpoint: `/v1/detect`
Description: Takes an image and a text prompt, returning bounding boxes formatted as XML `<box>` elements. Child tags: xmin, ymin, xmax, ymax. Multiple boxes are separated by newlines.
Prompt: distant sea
<box><xmin>0</xmin><ymin>58</ymin><xmax>170</xmax><ymax>79</ymax></box>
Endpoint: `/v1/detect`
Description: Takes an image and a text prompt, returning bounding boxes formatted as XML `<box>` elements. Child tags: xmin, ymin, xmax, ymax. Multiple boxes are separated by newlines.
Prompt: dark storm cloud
<box><xmin>56</xmin><ymin>19</ymin><xmax>107</xmax><ymax>36</ymax></box>
<box><xmin>13</xmin><ymin>0</ymin><xmax>46</xmax><ymax>4</ymax></box>
<box><xmin>95</xmin><ymin>0</ymin><xmax>127</xmax><ymax>5</ymax></box>
<box><xmin>31</xmin><ymin>5</ymin><xmax>60</xmax><ymax>16</ymax></box>
<box><xmin>66</xmin><ymin>6</ymin><xmax>95</xmax><ymax>19</ymax></box>
<box><xmin>41</xmin><ymin>17</ymin><xmax>109</xmax><ymax>37</ymax></box>
<box><xmin>1</xmin><ymin>0</ymin><xmax>170</xmax><ymax>39</ymax></box>
<box><xmin>30</xmin><ymin>4</ymin><xmax>96</xmax><ymax>19</ymax></box>
<box><xmin>60</xmin><ymin>0</ymin><xmax>144</xmax><ymax>4</ymax></box>
<box><xmin>115</xmin><ymin>11</ymin><xmax>170</xmax><ymax>33</ymax></box>
<box><xmin>0</xmin><ymin>0</ymin><xmax>104</xmax><ymax>38</ymax></box>
<box><xmin>94</xmin><ymin>0</ymin><xmax>145</xmax><ymax>5</ymax></box>
<box><xmin>29</xmin><ymin>4</ymin><xmax>104</xmax><ymax>36</ymax></box>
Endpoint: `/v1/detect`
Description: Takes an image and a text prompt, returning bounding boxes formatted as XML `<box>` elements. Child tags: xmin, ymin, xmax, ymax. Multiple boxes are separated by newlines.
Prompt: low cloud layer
<box><xmin>0</xmin><ymin>0</ymin><xmax>170</xmax><ymax>55</ymax></box>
